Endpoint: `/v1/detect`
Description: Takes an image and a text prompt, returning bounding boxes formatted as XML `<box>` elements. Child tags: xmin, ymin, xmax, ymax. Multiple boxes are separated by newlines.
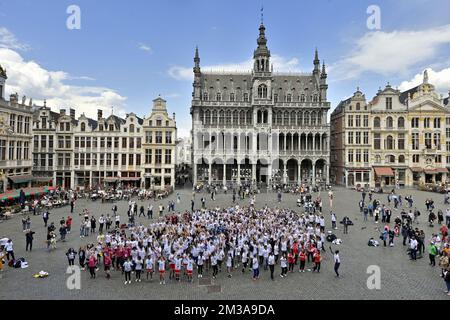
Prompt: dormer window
<box><xmin>109</xmin><ymin>124</ymin><xmax>114</xmax><ymax>131</ymax></box>
<box><xmin>258</xmin><ymin>84</ymin><xmax>268</xmax><ymax>99</ymax></box>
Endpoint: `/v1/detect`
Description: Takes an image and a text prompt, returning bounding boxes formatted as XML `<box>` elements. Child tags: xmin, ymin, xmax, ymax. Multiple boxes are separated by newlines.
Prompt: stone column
<box><xmin>326</xmin><ymin>164</ymin><xmax>330</xmax><ymax>185</ymax></box>
<box><xmin>223</xmin><ymin>163</ymin><xmax>227</xmax><ymax>186</ymax></box>
<box><xmin>298</xmin><ymin>164</ymin><xmax>302</xmax><ymax>183</ymax></box>
<box><xmin>208</xmin><ymin>163</ymin><xmax>212</xmax><ymax>184</ymax></box>
<box><xmin>312</xmin><ymin>163</ymin><xmax>316</xmax><ymax>185</ymax></box>
<box><xmin>193</xmin><ymin>161</ymin><xmax>198</xmax><ymax>186</ymax></box>
<box><xmin>252</xmin><ymin>163</ymin><xmax>257</xmax><ymax>184</ymax></box>
<box><xmin>237</xmin><ymin>163</ymin><xmax>241</xmax><ymax>185</ymax></box>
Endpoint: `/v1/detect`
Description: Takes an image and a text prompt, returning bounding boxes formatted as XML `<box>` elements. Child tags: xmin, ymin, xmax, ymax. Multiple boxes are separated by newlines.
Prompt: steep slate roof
<box><xmin>399</xmin><ymin>85</ymin><xmax>419</xmax><ymax>104</ymax></box>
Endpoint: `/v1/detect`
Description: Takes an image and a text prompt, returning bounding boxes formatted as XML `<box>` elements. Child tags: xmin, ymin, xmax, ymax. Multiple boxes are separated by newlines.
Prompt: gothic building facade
<box><xmin>191</xmin><ymin>23</ymin><xmax>330</xmax><ymax>187</ymax></box>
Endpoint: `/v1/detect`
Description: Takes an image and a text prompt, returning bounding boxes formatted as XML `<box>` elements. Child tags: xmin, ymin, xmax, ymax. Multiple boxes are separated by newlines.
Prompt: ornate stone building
<box><xmin>331</xmin><ymin>71</ymin><xmax>450</xmax><ymax>188</ymax></box>
<box><xmin>0</xmin><ymin>65</ymin><xmax>33</xmax><ymax>192</ymax></box>
<box><xmin>191</xmin><ymin>22</ymin><xmax>330</xmax><ymax>187</ymax></box>
<box><xmin>33</xmin><ymin>107</ymin><xmax>145</xmax><ymax>190</ymax></box>
<box><xmin>142</xmin><ymin>97</ymin><xmax>177</xmax><ymax>190</ymax></box>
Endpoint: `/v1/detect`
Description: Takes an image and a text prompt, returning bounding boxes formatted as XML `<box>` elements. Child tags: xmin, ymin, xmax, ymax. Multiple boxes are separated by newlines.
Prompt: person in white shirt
<box><xmin>280</xmin><ymin>253</ymin><xmax>288</xmax><ymax>277</ymax></box>
<box><xmin>145</xmin><ymin>256</ymin><xmax>154</xmax><ymax>281</ymax></box>
<box><xmin>268</xmin><ymin>253</ymin><xmax>275</xmax><ymax>280</ymax></box>
<box><xmin>186</xmin><ymin>256</ymin><xmax>194</xmax><ymax>282</ymax></box>
<box><xmin>134</xmin><ymin>256</ymin><xmax>143</xmax><ymax>282</ymax></box>
<box><xmin>123</xmin><ymin>258</ymin><xmax>133</xmax><ymax>285</ymax></box>
<box><xmin>5</xmin><ymin>239</ymin><xmax>14</xmax><ymax>261</ymax></box>
<box><xmin>252</xmin><ymin>255</ymin><xmax>259</xmax><ymax>280</ymax></box>
<box><xmin>330</xmin><ymin>247</ymin><xmax>341</xmax><ymax>277</ymax></box>
<box><xmin>158</xmin><ymin>256</ymin><xmax>166</xmax><ymax>284</ymax></box>
<box><xmin>226</xmin><ymin>252</ymin><xmax>233</xmax><ymax>278</ymax></box>
<box><xmin>410</xmin><ymin>237</ymin><xmax>418</xmax><ymax>260</ymax></box>
<box><xmin>197</xmin><ymin>252</ymin><xmax>204</xmax><ymax>278</ymax></box>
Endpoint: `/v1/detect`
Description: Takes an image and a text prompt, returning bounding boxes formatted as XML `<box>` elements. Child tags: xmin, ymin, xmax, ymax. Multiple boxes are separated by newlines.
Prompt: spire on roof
<box><xmin>194</xmin><ymin>46</ymin><xmax>201</xmax><ymax>75</ymax></box>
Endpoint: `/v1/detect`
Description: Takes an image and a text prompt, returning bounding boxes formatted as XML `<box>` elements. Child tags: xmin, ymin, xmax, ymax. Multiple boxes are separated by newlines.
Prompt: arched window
<box><xmin>304</xmin><ymin>112</ymin><xmax>310</xmax><ymax>125</ymax></box>
<box><xmin>81</xmin><ymin>122</ymin><xmax>86</xmax><ymax>132</ymax></box>
<box><xmin>300</xmin><ymin>94</ymin><xmax>305</xmax><ymax>102</ymax></box>
<box><xmin>356</xmin><ymin>103</ymin><xmax>361</xmax><ymax>111</ymax></box>
<box><xmin>385</xmin><ymin>155</ymin><xmax>395</xmax><ymax>163</ymax></box>
<box><xmin>313</xmin><ymin>95</ymin><xmax>318</xmax><ymax>102</ymax></box>
<box><xmin>230</xmin><ymin>93</ymin><xmax>235</xmax><ymax>102</ymax></box>
<box><xmin>386</xmin><ymin>117</ymin><xmax>393</xmax><ymax>129</ymax></box>
<box><xmin>286</xmin><ymin>94</ymin><xmax>292</xmax><ymax>102</ymax></box>
<box><xmin>203</xmin><ymin>92</ymin><xmax>208</xmax><ymax>101</ymax></box>
<box><xmin>212</xmin><ymin>110</ymin><xmax>218</xmax><ymax>125</ymax></box>
<box><xmin>233</xmin><ymin>110</ymin><xmax>239</xmax><ymax>125</ymax></box>
<box><xmin>258</xmin><ymin>84</ymin><xmax>268</xmax><ymax>99</ymax></box>
<box><xmin>311</xmin><ymin>112</ymin><xmax>317</xmax><ymax>125</ymax></box>
<box><xmin>398</xmin><ymin>155</ymin><xmax>405</xmax><ymax>163</ymax></box>
<box><xmin>284</xmin><ymin>111</ymin><xmax>289</xmax><ymax>125</ymax></box>
<box><xmin>246</xmin><ymin>110</ymin><xmax>252</xmax><ymax>124</ymax></box>
<box><xmin>239</xmin><ymin>111</ymin><xmax>245</xmax><ymax>125</ymax></box>
<box><xmin>317</xmin><ymin>112</ymin><xmax>322</xmax><ymax>125</ymax></box>
<box><xmin>226</xmin><ymin>110</ymin><xmax>232</xmax><ymax>125</ymax></box>
<box><xmin>397</xmin><ymin>117</ymin><xmax>405</xmax><ymax>128</ymax></box>
<box><xmin>277</xmin><ymin>111</ymin><xmax>282</xmax><ymax>125</ymax></box>
<box><xmin>216</xmin><ymin>93</ymin><xmax>222</xmax><ymax>101</ymax></box>
<box><xmin>219</xmin><ymin>110</ymin><xmax>225</xmax><ymax>125</ymax></box>
<box><xmin>386</xmin><ymin>135</ymin><xmax>394</xmax><ymax>149</ymax></box>
<box><xmin>130</xmin><ymin>124</ymin><xmax>135</xmax><ymax>133</ymax></box>
<box><xmin>374</xmin><ymin>117</ymin><xmax>381</xmax><ymax>128</ymax></box>
<box><xmin>205</xmin><ymin>110</ymin><xmax>211</xmax><ymax>125</ymax></box>
<box><xmin>290</xmin><ymin>111</ymin><xmax>296</xmax><ymax>125</ymax></box>
<box><xmin>297</xmin><ymin>112</ymin><xmax>303</xmax><ymax>125</ymax></box>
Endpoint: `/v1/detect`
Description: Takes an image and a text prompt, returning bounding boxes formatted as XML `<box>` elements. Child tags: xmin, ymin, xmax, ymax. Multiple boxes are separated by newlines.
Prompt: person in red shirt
<box><xmin>88</xmin><ymin>254</ymin><xmax>97</xmax><ymax>279</ymax></box>
<box><xmin>66</xmin><ymin>216</ymin><xmax>72</xmax><ymax>234</ymax></box>
<box><xmin>287</xmin><ymin>252</ymin><xmax>295</xmax><ymax>272</ymax></box>
<box><xmin>313</xmin><ymin>251</ymin><xmax>321</xmax><ymax>273</ymax></box>
<box><xmin>441</xmin><ymin>224</ymin><xmax>448</xmax><ymax>242</ymax></box>
<box><xmin>291</xmin><ymin>241</ymin><xmax>299</xmax><ymax>265</ymax></box>
<box><xmin>104</xmin><ymin>253</ymin><xmax>112</xmax><ymax>279</ymax></box>
<box><xmin>299</xmin><ymin>249</ymin><xmax>306</xmax><ymax>273</ymax></box>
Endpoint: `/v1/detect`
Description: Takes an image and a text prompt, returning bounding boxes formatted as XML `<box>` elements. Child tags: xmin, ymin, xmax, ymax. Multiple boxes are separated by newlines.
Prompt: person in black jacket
<box><xmin>25</xmin><ymin>229</ymin><xmax>35</xmax><ymax>251</ymax></box>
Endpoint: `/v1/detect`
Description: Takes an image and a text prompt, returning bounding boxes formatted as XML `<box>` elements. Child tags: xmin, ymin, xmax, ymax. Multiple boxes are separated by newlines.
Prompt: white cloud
<box><xmin>0</xmin><ymin>27</ymin><xmax>29</xmax><ymax>51</ymax></box>
<box><xmin>138</xmin><ymin>43</ymin><xmax>152</xmax><ymax>53</ymax></box>
<box><xmin>399</xmin><ymin>67</ymin><xmax>450</xmax><ymax>94</ymax></box>
<box><xmin>177</xmin><ymin>126</ymin><xmax>191</xmax><ymax>139</ymax></box>
<box><xmin>168</xmin><ymin>54</ymin><xmax>303</xmax><ymax>81</ymax></box>
<box><xmin>333</xmin><ymin>24</ymin><xmax>450</xmax><ymax>80</ymax></box>
<box><xmin>0</xmin><ymin>48</ymin><xmax>127</xmax><ymax>119</ymax></box>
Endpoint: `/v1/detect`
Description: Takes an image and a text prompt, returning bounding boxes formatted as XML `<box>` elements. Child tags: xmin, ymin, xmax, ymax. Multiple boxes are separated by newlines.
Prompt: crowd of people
<box><xmin>1</xmin><ymin>185</ymin><xmax>450</xmax><ymax>297</ymax></box>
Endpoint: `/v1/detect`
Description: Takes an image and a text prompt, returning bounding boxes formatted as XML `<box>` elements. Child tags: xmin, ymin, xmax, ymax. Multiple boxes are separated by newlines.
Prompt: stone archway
<box><xmin>300</xmin><ymin>159</ymin><xmax>313</xmax><ymax>184</ymax></box>
<box><xmin>286</xmin><ymin>159</ymin><xmax>299</xmax><ymax>183</ymax></box>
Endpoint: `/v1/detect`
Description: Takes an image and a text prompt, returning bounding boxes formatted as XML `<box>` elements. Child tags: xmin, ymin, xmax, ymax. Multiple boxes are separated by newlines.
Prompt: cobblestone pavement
<box><xmin>0</xmin><ymin>187</ymin><xmax>448</xmax><ymax>300</ymax></box>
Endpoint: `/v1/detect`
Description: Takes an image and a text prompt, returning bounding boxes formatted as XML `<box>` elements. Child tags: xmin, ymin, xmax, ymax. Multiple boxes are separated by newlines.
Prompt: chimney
<box><xmin>60</xmin><ymin>109</ymin><xmax>66</xmax><ymax>116</ymax></box>
<box><xmin>70</xmin><ymin>108</ymin><xmax>75</xmax><ymax>119</ymax></box>
<box><xmin>97</xmin><ymin>109</ymin><xmax>103</xmax><ymax>120</ymax></box>
<box><xmin>173</xmin><ymin>113</ymin><xmax>176</xmax><ymax>120</ymax></box>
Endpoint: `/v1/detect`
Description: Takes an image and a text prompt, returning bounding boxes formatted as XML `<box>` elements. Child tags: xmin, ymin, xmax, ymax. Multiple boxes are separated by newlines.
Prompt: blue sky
<box><xmin>1</xmin><ymin>0</ymin><xmax>450</xmax><ymax>137</ymax></box>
